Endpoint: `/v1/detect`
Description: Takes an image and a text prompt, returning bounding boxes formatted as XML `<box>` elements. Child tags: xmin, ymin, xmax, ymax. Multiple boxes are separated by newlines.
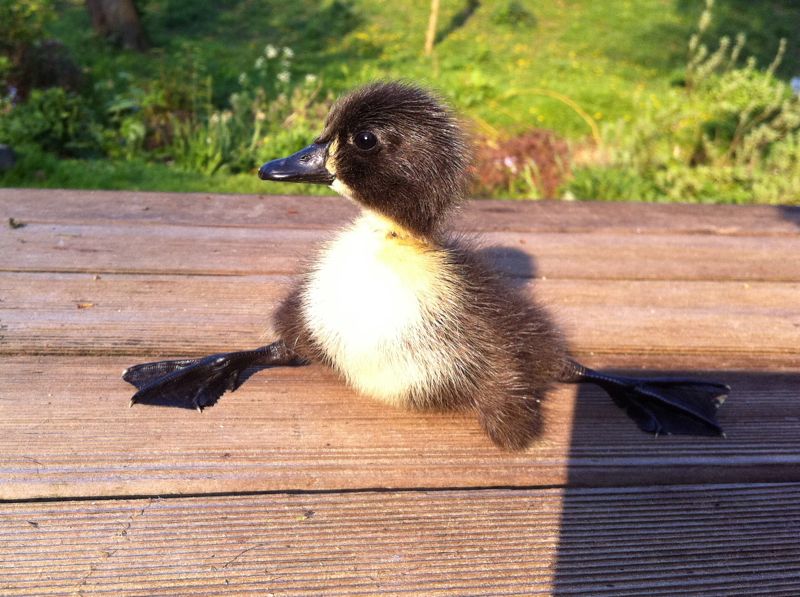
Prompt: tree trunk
<box><xmin>86</xmin><ymin>0</ymin><xmax>148</xmax><ymax>51</ymax></box>
<box><xmin>425</xmin><ymin>0</ymin><xmax>440</xmax><ymax>56</ymax></box>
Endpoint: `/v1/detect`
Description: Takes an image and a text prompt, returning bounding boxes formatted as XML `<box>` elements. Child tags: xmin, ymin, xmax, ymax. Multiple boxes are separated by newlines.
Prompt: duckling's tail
<box><xmin>123</xmin><ymin>340</ymin><xmax>302</xmax><ymax>412</ymax></box>
<box><xmin>559</xmin><ymin>360</ymin><xmax>729</xmax><ymax>437</ymax></box>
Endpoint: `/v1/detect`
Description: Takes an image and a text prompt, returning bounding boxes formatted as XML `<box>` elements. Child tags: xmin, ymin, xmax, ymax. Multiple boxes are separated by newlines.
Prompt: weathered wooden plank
<box><xmin>3</xmin><ymin>189</ymin><xmax>797</xmax><ymax>592</ymax></box>
<box><xmin>2</xmin><ymin>273</ymin><xmax>797</xmax><ymax>366</ymax></box>
<box><xmin>0</xmin><ymin>356</ymin><xmax>797</xmax><ymax>499</ymax></box>
<box><xmin>4</xmin><ymin>219</ymin><xmax>799</xmax><ymax>281</ymax></box>
<box><xmin>1</xmin><ymin>484</ymin><xmax>799</xmax><ymax>595</ymax></box>
<box><xmin>3</xmin><ymin>188</ymin><xmax>799</xmax><ymax>236</ymax></box>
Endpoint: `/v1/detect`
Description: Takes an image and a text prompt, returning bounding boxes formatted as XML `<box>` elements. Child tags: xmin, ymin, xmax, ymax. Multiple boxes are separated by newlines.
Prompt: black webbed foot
<box><xmin>560</xmin><ymin>360</ymin><xmax>729</xmax><ymax>436</ymax></box>
<box><xmin>123</xmin><ymin>340</ymin><xmax>302</xmax><ymax>411</ymax></box>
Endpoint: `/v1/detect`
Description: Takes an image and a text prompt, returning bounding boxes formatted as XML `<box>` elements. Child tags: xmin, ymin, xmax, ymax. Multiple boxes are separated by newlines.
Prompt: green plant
<box><xmin>98</xmin><ymin>43</ymin><xmax>214</xmax><ymax>159</ymax></box>
<box><xmin>0</xmin><ymin>55</ymin><xmax>10</xmax><ymax>89</ymax></box>
<box><xmin>0</xmin><ymin>0</ymin><xmax>52</xmax><ymax>57</ymax></box>
<box><xmin>565</xmin><ymin>166</ymin><xmax>662</xmax><ymax>202</ymax></box>
<box><xmin>0</xmin><ymin>0</ymin><xmax>53</xmax><ymax>92</ymax></box>
<box><xmin>490</xmin><ymin>0</ymin><xmax>536</xmax><ymax>28</ymax></box>
<box><xmin>169</xmin><ymin>45</ymin><xmax>327</xmax><ymax>175</ymax></box>
<box><xmin>0</xmin><ymin>87</ymin><xmax>102</xmax><ymax>157</ymax></box>
<box><xmin>564</xmin><ymin>0</ymin><xmax>800</xmax><ymax>204</ymax></box>
<box><xmin>683</xmin><ymin>0</ymin><xmax>797</xmax><ymax>166</ymax></box>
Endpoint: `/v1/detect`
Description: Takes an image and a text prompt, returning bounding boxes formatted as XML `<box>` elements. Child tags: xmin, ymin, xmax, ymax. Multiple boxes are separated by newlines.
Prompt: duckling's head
<box><xmin>259</xmin><ymin>81</ymin><xmax>470</xmax><ymax>237</ymax></box>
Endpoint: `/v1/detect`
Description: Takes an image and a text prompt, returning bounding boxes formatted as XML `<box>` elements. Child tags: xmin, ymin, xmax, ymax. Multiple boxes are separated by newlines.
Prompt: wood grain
<box><xmin>3</xmin><ymin>189</ymin><xmax>799</xmax><ymax>592</ymax></box>
<box><xmin>2</xmin><ymin>484</ymin><xmax>799</xmax><ymax>595</ymax></box>
<box><xmin>2</xmin><ymin>273</ymin><xmax>798</xmax><ymax>366</ymax></box>
<box><xmin>1</xmin><ymin>356</ymin><xmax>798</xmax><ymax>499</ymax></box>
<box><xmin>4</xmin><ymin>220</ymin><xmax>799</xmax><ymax>281</ymax></box>
<box><xmin>3</xmin><ymin>188</ymin><xmax>799</xmax><ymax>235</ymax></box>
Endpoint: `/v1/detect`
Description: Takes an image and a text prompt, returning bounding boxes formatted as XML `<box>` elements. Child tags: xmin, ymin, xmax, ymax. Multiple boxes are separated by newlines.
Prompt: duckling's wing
<box><xmin>123</xmin><ymin>341</ymin><xmax>302</xmax><ymax>411</ymax></box>
<box><xmin>561</xmin><ymin>360</ymin><xmax>728</xmax><ymax>436</ymax></box>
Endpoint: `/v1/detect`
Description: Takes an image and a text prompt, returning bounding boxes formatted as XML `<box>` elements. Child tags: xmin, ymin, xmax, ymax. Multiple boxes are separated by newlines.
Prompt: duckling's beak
<box><xmin>258</xmin><ymin>142</ymin><xmax>334</xmax><ymax>185</ymax></box>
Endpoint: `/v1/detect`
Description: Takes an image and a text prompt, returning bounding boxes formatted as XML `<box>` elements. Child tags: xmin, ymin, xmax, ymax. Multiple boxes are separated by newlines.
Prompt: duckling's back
<box><xmin>274</xmin><ymin>210</ymin><xmax>567</xmax><ymax>450</ymax></box>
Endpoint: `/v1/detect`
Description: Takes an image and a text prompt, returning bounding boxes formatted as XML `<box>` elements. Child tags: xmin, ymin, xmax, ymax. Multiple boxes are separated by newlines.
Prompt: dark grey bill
<box><xmin>258</xmin><ymin>142</ymin><xmax>334</xmax><ymax>184</ymax></box>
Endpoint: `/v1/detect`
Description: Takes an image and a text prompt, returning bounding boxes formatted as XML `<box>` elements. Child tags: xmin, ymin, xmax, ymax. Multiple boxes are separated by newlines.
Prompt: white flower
<box><xmin>282</xmin><ymin>47</ymin><xmax>294</xmax><ymax>59</ymax></box>
<box><xmin>277</xmin><ymin>71</ymin><xmax>290</xmax><ymax>84</ymax></box>
<box><xmin>238</xmin><ymin>73</ymin><xmax>248</xmax><ymax>85</ymax></box>
<box><xmin>305</xmin><ymin>74</ymin><xmax>318</xmax><ymax>85</ymax></box>
<box><xmin>255</xmin><ymin>56</ymin><xmax>265</xmax><ymax>69</ymax></box>
<box><xmin>264</xmin><ymin>44</ymin><xmax>278</xmax><ymax>59</ymax></box>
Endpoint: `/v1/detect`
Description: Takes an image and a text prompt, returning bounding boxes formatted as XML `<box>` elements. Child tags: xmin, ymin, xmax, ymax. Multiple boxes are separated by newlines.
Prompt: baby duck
<box><xmin>124</xmin><ymin>81</ymin><xmax>728</xmax><ymax>449</ymax></box>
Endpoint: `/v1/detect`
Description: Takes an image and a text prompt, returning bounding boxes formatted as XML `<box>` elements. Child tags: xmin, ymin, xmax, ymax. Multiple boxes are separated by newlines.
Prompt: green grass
<box><xmin>5</xmin><ymin>0</ymin><xmax>800</xmax><ymax>196</ymax></box>
<box><xmin>48</xmin><ymin>0</ymin><xmax>796</xmax><ymax>134</ymax></box>
<box><xmin>1</xmin><ymin>145</ymin><xmax>328</xmax><ymax>194</ymax></box>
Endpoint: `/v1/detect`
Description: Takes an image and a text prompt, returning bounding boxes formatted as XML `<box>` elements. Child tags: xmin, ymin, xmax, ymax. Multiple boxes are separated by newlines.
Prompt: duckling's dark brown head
<box><xmin>259</xmin><ymin>81</ymin><xmax>470</xmax><ymax>237</ymax></box>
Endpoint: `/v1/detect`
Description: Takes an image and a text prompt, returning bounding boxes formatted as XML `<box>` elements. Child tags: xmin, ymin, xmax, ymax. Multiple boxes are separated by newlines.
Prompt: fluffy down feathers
<box><xmin>273</xmin><ymin>82</ymin><xmax>568</xmax><ymax>450</ymax></box>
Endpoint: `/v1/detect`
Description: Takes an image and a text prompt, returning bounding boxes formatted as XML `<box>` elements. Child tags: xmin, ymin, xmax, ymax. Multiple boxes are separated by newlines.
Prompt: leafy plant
<box><xmin>0</xmin><ymin>0</ymin><xmax>53</xmax><ymax>93</ymax></box>
<box><xmin>0</xmin><ymin>87</ymin><xmax>102</xmax><ymax>157</ymax></box>
<box><xmin>97</xmin><ymin>42</ymin><xmax>214</xmax><ymax>159</ymax></box>
<box><xmin>565</xmin><ymin>0</ymin><xmax>800</xmax><ymax>204</ymax></box>
<box><xmin>169</xmin><ymin>45</ymin><xmax>327</xmax><ymax>175</ymax></box>
<box><xmin>0</xmin><ymin>0</ymin><xmax>52</xmax><ymax>57</ymax></box>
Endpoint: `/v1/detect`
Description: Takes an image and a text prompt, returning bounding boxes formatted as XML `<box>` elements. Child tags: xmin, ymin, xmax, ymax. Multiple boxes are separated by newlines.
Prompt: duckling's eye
<box><xmin>354</xmin><ymin>131</ymin><xmax>378</xmax><ymax>151</ymax></box>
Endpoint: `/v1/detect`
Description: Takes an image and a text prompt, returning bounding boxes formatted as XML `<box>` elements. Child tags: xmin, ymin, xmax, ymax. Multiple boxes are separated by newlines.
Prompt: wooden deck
<box><xmin>1</xmin><ymin>188</ymin><xmax>799</xmax><ymax>594</ymax></box>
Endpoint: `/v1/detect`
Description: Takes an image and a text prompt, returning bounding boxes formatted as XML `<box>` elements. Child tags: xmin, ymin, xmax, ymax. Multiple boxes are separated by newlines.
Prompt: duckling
<box><xmin>123</xmin><ymin>81</ymin><xmax>728</xmax><ymax>449</ymax></box>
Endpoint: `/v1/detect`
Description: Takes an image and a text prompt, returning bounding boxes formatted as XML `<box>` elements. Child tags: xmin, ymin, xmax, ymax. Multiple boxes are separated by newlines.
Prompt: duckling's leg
<box><xmin>559</xmin><ymin>360</ymin><xmax>729</xmax><ymax>436</ymax></box>
<box><xmin>475</xmin><ymin>389</ymin><xmax>546</xmax><ymax>451</ymax></box>
<box><xmin>123</xmin><ymin>340</ymin><xmax>304</xmax><ymax>412</ymax></box>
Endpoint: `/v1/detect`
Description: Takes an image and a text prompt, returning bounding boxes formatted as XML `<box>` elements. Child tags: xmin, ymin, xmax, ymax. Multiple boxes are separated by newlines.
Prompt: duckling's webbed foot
<box><xmin>123</xmin><ymin>340</ymin><xmax>303</xmax><ymax>411</ymax></box>
<box><xmin>559</xmin><ymin>360</ymin><xmax>729</xmax><ymax>437</ymax></box>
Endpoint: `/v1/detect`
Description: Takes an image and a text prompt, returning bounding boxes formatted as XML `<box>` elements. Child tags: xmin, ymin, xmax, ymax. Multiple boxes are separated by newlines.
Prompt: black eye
<box><xmin>354</xmin><ymin>131</ymin><xmax>377</xmax><ymax>151</ymax></box>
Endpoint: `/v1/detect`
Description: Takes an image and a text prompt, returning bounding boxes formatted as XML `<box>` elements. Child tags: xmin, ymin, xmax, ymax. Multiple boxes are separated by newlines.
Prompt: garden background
<box><xmin>1</xmin><ymin>0</ymin><xmax>799</xmax><ymax>204</ymax></box>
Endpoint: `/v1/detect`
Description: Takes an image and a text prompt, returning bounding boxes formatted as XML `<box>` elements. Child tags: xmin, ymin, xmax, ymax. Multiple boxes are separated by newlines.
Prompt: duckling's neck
<box><xmin>329</xmin><ymin>176</ymin><xmax>444</xmax><ymax>240</ymax></box>
<box><xmin>356</xmin><ymin>209</ymin><xmax>431</xmax><ymax>246</ymax></box>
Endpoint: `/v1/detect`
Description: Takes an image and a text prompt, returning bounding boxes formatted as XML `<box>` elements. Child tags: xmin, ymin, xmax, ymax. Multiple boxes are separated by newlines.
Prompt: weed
<box><xmin>565</xmin><ymin>0</ymin><xmax>800</xmax><ymax>204</ymax></box>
